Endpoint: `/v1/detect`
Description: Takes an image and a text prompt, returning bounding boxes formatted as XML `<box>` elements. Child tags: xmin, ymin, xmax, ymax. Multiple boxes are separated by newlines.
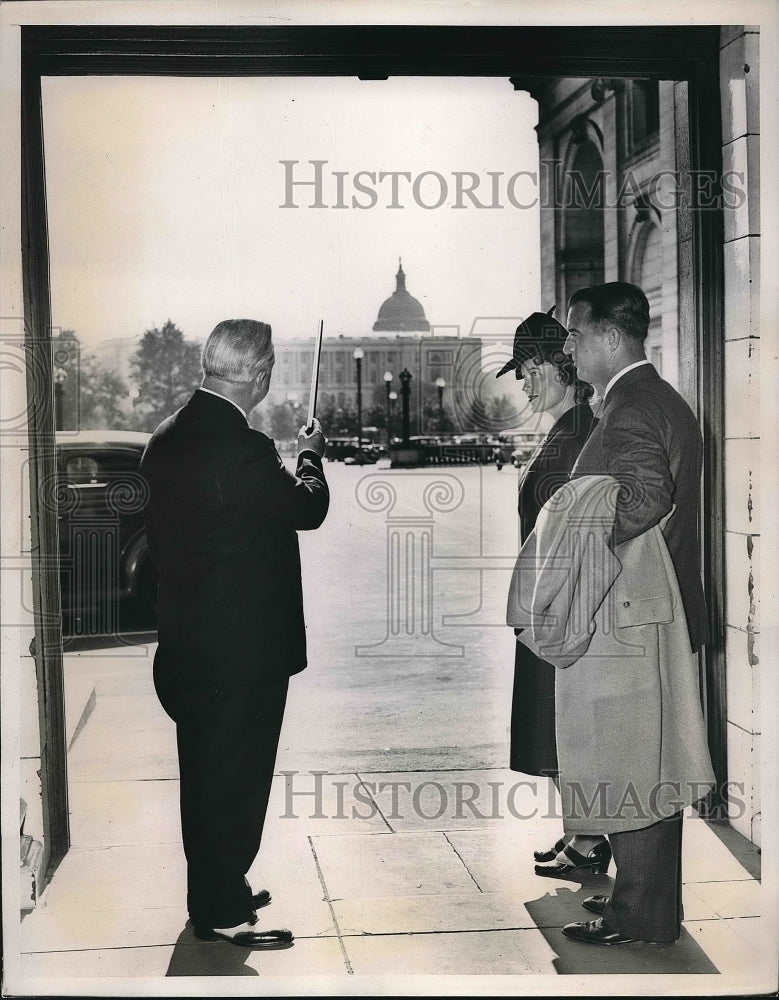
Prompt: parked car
<box><xmin>55</xmin><ymin>431</ymin><xmax>156</xmax><ymax>636</ymax></box>
<box><xmin>343</xmin><ymin>452</ymin><xmax>378</xmax><ymax>466</ymax></box>
<box><xmin>328</xmin><ymin>436</ymin><xmax>382</xmax><ymax>463</ymax></box>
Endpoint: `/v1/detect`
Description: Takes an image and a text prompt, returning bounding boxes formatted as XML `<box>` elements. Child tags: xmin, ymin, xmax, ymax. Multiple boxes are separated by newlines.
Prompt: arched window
<box><xmin>627</xmin><ymin>80</ymin><xmax>660</xmax><ymax>153</ymax></box>
<box><xmin>560</xmin><ymin>137</ymin><xmax>605</xmax><ymax>304</ymax></box>
<box><xmin>630</xmin><ymin>219</ymin><xmax>664</xmax><ymax>375</ymax></box>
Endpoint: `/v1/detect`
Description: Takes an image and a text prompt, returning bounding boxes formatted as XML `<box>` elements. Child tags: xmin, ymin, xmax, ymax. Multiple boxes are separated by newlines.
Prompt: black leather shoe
<box><xmin>562</xmin><ymin>917</ymin><xmax>635</xmax><ymax>946</ymax></box>
<box><xmin>192</xmin><ymin>917</ymin><xmax>294</xmax><ymax>950</ymax></box>
<box><xmin>533</xmin><ymin>837</ymin><xmax>567</xmax><ymax>863</ymax></box>
<box><xmin>534</xmin><ymin>840</ymin><xmax>611</xmax><ymax>879</ymax></box>
<box><xmin>582</xmin><ymin>894</ymin><xmax>610</xmax><ymax>915</ymax></box>
<box><xmin>189</xmin><ymin>890</ymin><xmax>270</xmax><ymax>937</ymax></box>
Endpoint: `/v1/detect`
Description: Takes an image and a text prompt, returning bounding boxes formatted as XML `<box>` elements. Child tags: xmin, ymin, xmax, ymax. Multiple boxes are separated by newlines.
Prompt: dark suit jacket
<box><xmin>571</xmin><ymin>364</ymin><xmax>708</xmax><ymax>652</ymax></box>
<box><xmin>140</xmin><ymin>389</ymin><xmax>329</xmax><ymax>684</ymax></box>
<box><xmin>518</xmin><ymin>403</ymin><xmax>595</xmax><ymax>543</ymax></box>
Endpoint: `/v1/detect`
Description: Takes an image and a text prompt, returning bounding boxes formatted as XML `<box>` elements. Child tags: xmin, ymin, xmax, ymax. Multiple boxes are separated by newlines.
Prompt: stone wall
<box><xmin>720</xmin><ymin>25</ymin><xmax>761</xmax><ymax>846</ymax></box>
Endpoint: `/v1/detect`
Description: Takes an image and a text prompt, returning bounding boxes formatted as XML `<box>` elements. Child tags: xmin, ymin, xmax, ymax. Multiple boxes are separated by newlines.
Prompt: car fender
<box><xmin>120</xmin><ymin>529</ymin><xmax>150</xmax><ymax>599</ymax></box>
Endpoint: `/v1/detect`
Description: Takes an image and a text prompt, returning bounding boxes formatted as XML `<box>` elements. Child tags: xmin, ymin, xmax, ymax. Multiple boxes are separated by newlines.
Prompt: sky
<box><xmin>41</xmin><ymin>74</ymin><xmax>541</xmax><ymax>354</ymax></box>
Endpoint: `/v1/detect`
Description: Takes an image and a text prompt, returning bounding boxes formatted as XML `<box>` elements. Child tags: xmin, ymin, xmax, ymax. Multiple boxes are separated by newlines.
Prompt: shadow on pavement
<box><xmin>165</xmin><ymin>924</ymin><xmax>260</xmax><ymax>976</ymax></box>
<box><xmin>525</xmin><ymin>881</ymin><xmax>719</xmax><ymax>975</ymax></box>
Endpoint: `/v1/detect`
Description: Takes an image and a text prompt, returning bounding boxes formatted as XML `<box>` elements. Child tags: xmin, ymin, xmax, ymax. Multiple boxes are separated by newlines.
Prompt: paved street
<box><xmin>14</xmin><ymin>462</ymin><xmax>766</xmax><ymax>994</ymax></box>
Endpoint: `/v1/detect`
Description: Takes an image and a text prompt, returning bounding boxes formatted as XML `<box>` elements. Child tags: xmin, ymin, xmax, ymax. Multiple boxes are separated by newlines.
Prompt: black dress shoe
<box><xmin>582</xmin><ymin>893</ymin><xmax>610</xmax><ymax>915</ymax></box>
<box><xmin>533</xmin><ymin>837</ymin><xmax>568</xmax><ymax>863</ymax></box>
<box><xmin>192</xmin><ymin>919</ymin><xmax>294</xmax><ymax>949</ymax></box>
<box><xmin>534</xmin><ymin>840</ymin><xmax>611</xmax><ymax>879</ymax></box>
<box><xmin>562</xmin><ymin>917</ymin><xmax>635</xmax><ymax>946</ymax></box>
<box><xmin>190</xmin><ymin>890</ymin><xmax>270</xmax><ymax>931</ymax></box>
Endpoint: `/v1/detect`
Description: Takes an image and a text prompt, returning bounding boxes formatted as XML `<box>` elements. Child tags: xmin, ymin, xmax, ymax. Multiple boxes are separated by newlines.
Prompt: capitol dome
<box><xmin>372</xmin><ymin>261</ymin><xmax>430</xmax><ymax>333</ymax></box>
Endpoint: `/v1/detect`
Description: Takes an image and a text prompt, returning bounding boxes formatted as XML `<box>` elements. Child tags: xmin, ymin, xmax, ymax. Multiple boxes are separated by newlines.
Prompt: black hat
<box><xmin>495</xmin><ymin>306</ymin><xmax>570</xmax><ymax>378</ymax></box>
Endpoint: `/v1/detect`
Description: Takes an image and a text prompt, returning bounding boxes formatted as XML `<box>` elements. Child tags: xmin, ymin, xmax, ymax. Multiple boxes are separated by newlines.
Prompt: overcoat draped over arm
<box><xmin>507</xmin><ymin>475</ymin><xmax>715</xmax><ymax>834</ymax></box>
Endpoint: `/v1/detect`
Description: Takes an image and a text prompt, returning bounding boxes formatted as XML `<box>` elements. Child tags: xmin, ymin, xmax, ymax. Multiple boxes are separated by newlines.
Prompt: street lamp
<box><xmin>435</xmin><ymin>376</ymin><xmax>446</xmax><ymax>432</ymax></box>
<box><xmin>388</xmin><ymin>391</ymin><xmax>398</xmax><ymax>445</ymax></box>
<box><xmin>399</xmin><ymin>368</ymin><xmax>412</xmax><ymax>445</ymax></box>
<box><xmin>383</xmin><ymin>370</ymin><xmax>393</xmax><ymax>449</ymax></box>
<box><xmin>353</xmin><ymin>347</ymin><xmax>364</xmax><ymax>458</ymax></box>
<box><xmin>54</xmin><ymin>367</ymin><xmax>68</xmax><ymax>430</ymax></box>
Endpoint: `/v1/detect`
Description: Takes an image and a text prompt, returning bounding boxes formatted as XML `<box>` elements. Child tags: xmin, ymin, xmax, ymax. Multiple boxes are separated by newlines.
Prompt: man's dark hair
<box><xmin>568</xmin><ymin>282</ymin><xmax>650</xmax><ymax>343</ymax></box>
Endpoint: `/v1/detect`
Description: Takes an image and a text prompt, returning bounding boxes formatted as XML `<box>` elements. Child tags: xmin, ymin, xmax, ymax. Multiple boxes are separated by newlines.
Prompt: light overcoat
<box><xmin>507</xmin><ymin>474</ymin><xmax>715</xmax><ymax>834</ymax></box>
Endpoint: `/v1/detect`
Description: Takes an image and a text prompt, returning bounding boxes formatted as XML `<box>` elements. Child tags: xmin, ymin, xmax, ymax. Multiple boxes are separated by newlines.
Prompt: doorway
<box><xmin>21</xmin><ymin>24</ymin><xmax>725</xmax><ymax>874</ymax></box>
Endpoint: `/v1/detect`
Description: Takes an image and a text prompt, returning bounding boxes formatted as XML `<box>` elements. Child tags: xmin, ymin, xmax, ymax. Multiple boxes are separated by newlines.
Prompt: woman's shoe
<box><xmin>534</xmin><ymin>840</ymin><xmax>612</xmax><ymax>879</ymax></box>
<box><xmin>533</xmin><ymin>837</ymin><xmax>568</xmax><ymax>863</ymax></box>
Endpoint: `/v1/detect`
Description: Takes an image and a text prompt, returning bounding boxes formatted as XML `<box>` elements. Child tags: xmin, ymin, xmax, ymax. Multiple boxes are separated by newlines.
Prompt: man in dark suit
<box><xmin>559</xmin><ymin>282</ymin><xmax>708</xmax><ymax>946</ymax></box>
<box><xmin>141</xmin><ymin>319</ymin><xmax>329</xmax><ymax>948</ymax></box>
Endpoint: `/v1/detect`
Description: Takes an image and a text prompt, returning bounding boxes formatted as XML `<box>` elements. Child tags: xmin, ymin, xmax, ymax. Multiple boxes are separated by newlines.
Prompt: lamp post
<box><xmin>388</xmin><ymin>390</ymin><xmax>398</xmax><ymax>445</ymax></box>
<box><xmin>399</xmin><ymin>368</ymin><xmax>412</xmax><ymax>446</ymax></box>
<box><xmin>383</xmin><ymin>370</ymin><xmax>393</xmax><ymax>449</ymax></box>
<box><xmin>435</xmin><ymin>376</ymin><xmax>446</xmax><ymax>432</ymax></box>
<box><xmin>54</xmin><ymin>367</ymin><xmax>68</xmax><ymax>430</ymax></box>
<box><xmin>353</xmin><ymin>347</ymin><xmax>364</xmax><ymax>458</ymax></box>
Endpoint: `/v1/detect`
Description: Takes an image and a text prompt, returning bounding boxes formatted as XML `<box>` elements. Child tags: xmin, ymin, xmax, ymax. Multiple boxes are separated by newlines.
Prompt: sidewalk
<box><xmin>17</xmin><ymin>643</ymin><xmax>765</xmax><ymax>994</ymax></box>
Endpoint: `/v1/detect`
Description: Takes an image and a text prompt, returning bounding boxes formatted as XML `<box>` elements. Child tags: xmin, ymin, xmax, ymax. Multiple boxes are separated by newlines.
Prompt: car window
<box><xmin>65</xmin><ymin>455</ymin><xmax>101</xmax><ymax>484</ymax></box>
<box><xmin>60</xmin><ymin>447</ymin><xmax>148</xmax><ymax>515</ymax></box>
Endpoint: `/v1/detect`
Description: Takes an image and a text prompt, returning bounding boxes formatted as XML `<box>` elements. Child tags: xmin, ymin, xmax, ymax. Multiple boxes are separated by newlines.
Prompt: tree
<box><xmin>486</xmin><ymin>394</ymin><xmax>520</xmax><ymax>429</ymax></box>
<box><xmin>317</xmin><ymin>398</ymin><xmax>360</xmax><ymax>437</ymax></box>
<box><xmin>420</xmin><ymin>387</ymin><xmax>456</xmax><ymax>434</ymax></box>
<box><xmin>79</xmin><ymin>355</ymin><xmax>130</xmax><ymax>430</ymax></box>
<box><xmin>129</xmin><ymin>320</ymin><xmax>202</xmax><ymax>432</ymax></box>
<box><xmin>269</xmin><ymin>402</ymin><xmax>296</xmax><ymax>441</ymax></box>
<box><xmin>365</xmin><ymin>403</ymin><xmax>387</xmax><ymax>430</ymax></box>
<box><xmin>456</xmin><ymin>393</ymin><xmax>520</xmax><ymax>434</ymax></box>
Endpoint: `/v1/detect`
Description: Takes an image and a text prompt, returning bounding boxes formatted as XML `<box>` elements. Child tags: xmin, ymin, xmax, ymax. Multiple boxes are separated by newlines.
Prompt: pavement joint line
<box><xmin>443</xmin><ymin>831</ymin><xmax>484</xmax><ymax>893</ymax></box>
<box><xmin>21</xmin><ymin>932</ymin><xmax>349</xmax><ymax>956</ymax></box>
<box><xmin>334</xmin><ymin>925</ymin><xmax>562</xmax><ymax>938</ymax></box>
<box><xmin>21</xmin><ymin>914</ymin><xmax>734</xmax><ymax>955</ymax></box>
<box><xmin>354</xmin><ymin>771</ymin><xmax>398</xmax><ymax>833</ymax></box>
<box><xmin>306</xmin><ymin>834</ymin><xmax>354</xmax><ymax>975</ymax></box>
<box><xmin>684</xmin><ymin>877</ymin><xmax>758</xmax><ymax>883</ymax></box>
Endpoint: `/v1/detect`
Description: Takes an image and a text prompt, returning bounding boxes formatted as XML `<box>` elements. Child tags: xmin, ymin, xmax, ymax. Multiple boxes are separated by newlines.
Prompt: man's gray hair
<box><xmin>201</xmin><ymin>319</ymin><xmax>274</xmax><ymax>382</ymax></box>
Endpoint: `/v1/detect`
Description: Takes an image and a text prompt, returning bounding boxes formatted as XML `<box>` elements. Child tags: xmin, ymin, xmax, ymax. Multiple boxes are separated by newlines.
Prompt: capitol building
<box><xmin>267</xmin><ymin>261</ymin><xmax>482</xmax><ymax>434</ymax></box>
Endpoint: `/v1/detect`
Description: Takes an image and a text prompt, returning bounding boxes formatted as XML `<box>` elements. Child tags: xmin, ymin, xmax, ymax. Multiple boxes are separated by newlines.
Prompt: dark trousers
<box><xmin>602</xmin><ymin>811</ymin><xmax>683</xmax><ymax>943</ymax></box>
<box><xmin>154</xmin><ymin>658</ymin><xmax>289</xmax><ymax>929</ymax></box>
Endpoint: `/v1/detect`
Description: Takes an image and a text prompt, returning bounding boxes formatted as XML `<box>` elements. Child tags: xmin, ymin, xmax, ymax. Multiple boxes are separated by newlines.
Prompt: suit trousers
<box><xmin>602</xmin><ymin>811</ymin><xmax>683</xmax><ymax>943</ymax></box>
<box><xmin>154</xmin><ymin>658</ymin><xmax>289</xmax><ymax>929</ymax></box>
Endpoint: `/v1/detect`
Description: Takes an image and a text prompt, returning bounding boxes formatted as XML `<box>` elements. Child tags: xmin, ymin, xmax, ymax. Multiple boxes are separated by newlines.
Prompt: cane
<box><xmin>306</xmin><ymin>319</ymin><xmax>324</xmax><ymax>432</ymax></box>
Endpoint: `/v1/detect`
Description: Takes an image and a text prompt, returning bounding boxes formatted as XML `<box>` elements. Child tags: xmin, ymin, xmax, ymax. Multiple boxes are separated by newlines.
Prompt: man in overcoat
<box><xmin>141</xmin><ymin>319</ymin><xmax>329</xmax><ymax>948</ymax></box>
<box><xmin>560</xmin><ymin>281</ymin><xmax>709</xmax><ymax>946</ymax></box>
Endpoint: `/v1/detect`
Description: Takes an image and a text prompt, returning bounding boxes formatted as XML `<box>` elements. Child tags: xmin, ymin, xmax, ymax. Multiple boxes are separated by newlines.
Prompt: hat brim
<box><xmin>495</xmin><ymin>359</ymin><xmax>516</xmax><ymax>378</ymax></box>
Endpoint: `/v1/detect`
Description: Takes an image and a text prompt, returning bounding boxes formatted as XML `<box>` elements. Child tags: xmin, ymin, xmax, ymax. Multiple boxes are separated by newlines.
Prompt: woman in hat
<box><xmin>497</xmin><ymin>309</ymin><xmax>611</xmax><ymax>878</ymax></box>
